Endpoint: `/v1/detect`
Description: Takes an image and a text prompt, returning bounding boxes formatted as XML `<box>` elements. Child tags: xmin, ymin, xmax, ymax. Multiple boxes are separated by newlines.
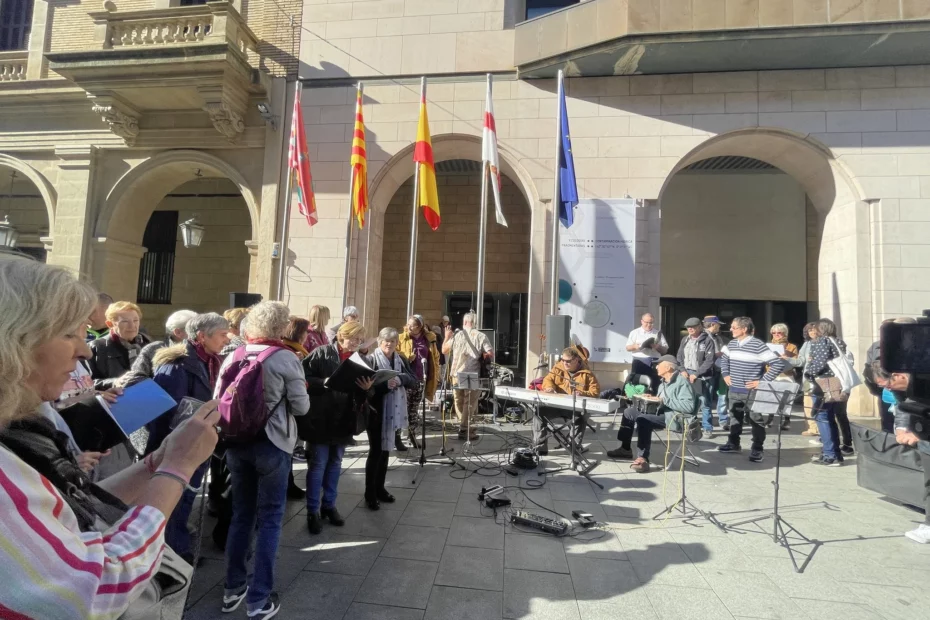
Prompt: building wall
<box><xmin>660</xmin><ymin>171</ymin><xmax>807</xmax><ymax>301</ymax></box>
<box><xmin>0</xmin><ymin>165</ymin><xmax>49</xmax><ymax>248</ymax></box>
<box><xmin>377</xmin><ymin>172</ymin><xmax>531</xmax><ymax>331</ymax></box>
<box><xmin>138</xmin><ymin>178</ymin><xmax>252</xmax><ymax>338</ymax></box>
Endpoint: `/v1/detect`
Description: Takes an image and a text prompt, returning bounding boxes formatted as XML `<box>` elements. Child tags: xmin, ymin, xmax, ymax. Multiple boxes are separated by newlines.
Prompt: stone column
<box><xmin>47</xmin><ymin>146</ymin><xmax>97</xmax><ymax>276</ymax></box>
<box><xmin>89</xmin><ymin>238</ymin><xmax>147</xmax><ymax>301</ymax></box>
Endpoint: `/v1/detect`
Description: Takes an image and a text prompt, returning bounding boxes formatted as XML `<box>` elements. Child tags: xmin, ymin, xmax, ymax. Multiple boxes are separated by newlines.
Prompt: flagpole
<box><xmin>475</xmin><ymin>78</ymin><xmax>492</xmax><ymax>328</ymax></box>
<box><xmin>548</xmin><ymin>70</ymin><xmax>564</xmax><ymax>316</ymax></box>
<box><xmin>276</xmin><ymin>83</ymin><xmax>300</xmax><ymax>301</ymax></box>
<box><xmin>342</xmin><ymin>81</ymin><xmax>363</xmax><ymax>312</ymax></box>
<box><xmin>407</xmin><ymin>76</ymin><xmax>426</xmax><ymax>318</ymax></box>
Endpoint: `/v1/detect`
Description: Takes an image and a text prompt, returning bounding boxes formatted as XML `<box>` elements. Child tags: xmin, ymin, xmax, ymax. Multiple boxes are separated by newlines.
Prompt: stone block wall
<box><xmin>377</xmin><ymin>171</ymin><xmax>531</xmax><ymax>331</ymax></box>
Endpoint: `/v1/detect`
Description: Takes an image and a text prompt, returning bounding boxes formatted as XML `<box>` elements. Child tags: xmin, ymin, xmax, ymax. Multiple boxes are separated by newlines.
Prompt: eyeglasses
<box><xmin>561</xmin><ymin>358</ymin><xmax>576</xmax><ymax>363</ymax></box>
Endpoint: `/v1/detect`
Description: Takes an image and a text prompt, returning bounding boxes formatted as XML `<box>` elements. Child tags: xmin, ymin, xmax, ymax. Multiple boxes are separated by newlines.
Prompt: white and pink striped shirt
<box><xmin>0</xmin><ymin>445</ymin><xmax>167</xmax><ymax>619</ymax></box>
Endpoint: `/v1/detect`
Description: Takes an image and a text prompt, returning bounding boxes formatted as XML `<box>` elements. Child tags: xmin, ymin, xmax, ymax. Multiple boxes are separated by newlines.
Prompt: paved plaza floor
<box><xmin>184</xmin><ymin>412</ymin><xmax>929</xmax><ymax>619</ymax></box>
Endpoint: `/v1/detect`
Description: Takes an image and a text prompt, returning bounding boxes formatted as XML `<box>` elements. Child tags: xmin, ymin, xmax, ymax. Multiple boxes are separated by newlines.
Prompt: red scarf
<box><xmin>190</xmin><ymin>340</ymin><xmax>222</xmax><ymax>387</ymax></box>
<box><xmin>337</xmin><ymin>343</ymin><xmax>353</xmax><ymax>361</ymax></box>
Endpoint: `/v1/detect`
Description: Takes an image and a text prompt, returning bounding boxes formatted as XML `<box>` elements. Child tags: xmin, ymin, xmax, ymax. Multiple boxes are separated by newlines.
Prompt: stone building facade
<box><xmin>0</xmin><ymin>0</ymin><xmax>300</xmax><ymax>334</ymax></box>
<box><xmin>289</xmin><ymin>0</ymin><xmax>930</xmax><ymax>414</ymax></box>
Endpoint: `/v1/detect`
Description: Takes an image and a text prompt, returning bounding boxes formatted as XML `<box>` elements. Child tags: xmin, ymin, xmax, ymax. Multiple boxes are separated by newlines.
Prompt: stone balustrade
<box><xmin>0</xmin><ymin>52</ymin><xmax>28</xmax><ymax>82</ymax></box>
<box><xmin>92</xmin><ymin>1</ymin><xmax>258</xmax><ymax>58</ymax></box>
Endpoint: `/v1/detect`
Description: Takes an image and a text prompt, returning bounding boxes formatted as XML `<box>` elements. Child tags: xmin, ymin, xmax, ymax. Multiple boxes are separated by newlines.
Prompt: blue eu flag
<box><xmin>557</xmin><ymin>83</ymin><xmax>578</xmax><ymax>228</ymax></box>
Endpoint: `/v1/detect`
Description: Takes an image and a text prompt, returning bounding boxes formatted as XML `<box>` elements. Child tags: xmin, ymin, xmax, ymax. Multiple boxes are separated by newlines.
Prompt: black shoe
<box><xmin>247</xmin><ymin>592</ymin><xmax>280</xmax><ymax>619</ymax></box>
<box><xmin>222</xmin><ymin>586</ymin><xmax>248</xmax><ymax>614</ymax></box>
<box><xmin>718</xmin><ymin>443</ymin><xmax>741</xmax><ymax>453</ymax></box>
<box><xmin>321</xmin><ymin>507</ymin><xmax>345</xmax><ymax>526</ymax></box>
<box><xmin>287</xmin><ymin>481</ymin><xmax>306</xmax><ymax>500</ymax></box>
<box><xmin>307</xmin><ymin>513</ymin><xmax>323</xmax><ymax>535</ymax></box>
<box><xmin>536</xmin><ymin>448</ymin><xmax>549</xmax><ymax>456</ymax></box>
<box><xmin>812</xmin><ymin>457</ymin><xmax>842</xmax><ymax>467</ymax></box>
<box><xmin>292</xmin><ymin>445</ymin><xmax>307</xmax><ymax>463</ymax></box>
<box><xmin>408</xmin><ymin>430</ymin><xmax>421</xmax><ymax>450</ymax></box>
<box><xmin>347</xmin><ymin>438</ymin><xmax>358</xmax><ymax>447</ymax></box>
<box><xmin>780</xmin><ymin>420</ymin><xmax>791</xmax><ymax>431</ymax></box>
<box><xmin>749</xmin><ymin>448</ymin><xmax>764</xmax><ymax>463</ymax></box>
<box><xmin>365</xmin><ymin>497</ymin><xmax>381</xmax><ymax>511</ymax></box>
<box><xmin>840</xmin><ymin>445</ymin><xmax>854</xmax><ymax>456</ymax></box>
<box><xmin>376</xmin><ymin>490</ymin><xmax>396</xmax><ymax>503</ymax></box>
<box><xmin>394</xmin><ymin>431</ymin><xmax>409</xmax><ymax>452</ymax></box>
<box><xmin>722</xmin><ymin>424</ymin><xmax>731</xmax><ymax>432</ymax></box>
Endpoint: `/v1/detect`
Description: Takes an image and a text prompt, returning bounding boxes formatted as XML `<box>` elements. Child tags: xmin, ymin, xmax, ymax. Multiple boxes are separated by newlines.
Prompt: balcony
<box><xmin>0</xmin><ymin>52</ymin><xmax>28</xmax><ymax>82</ymax></box>
<box><xmin>45</xmin><ymin>1</ymin><xmax>267</xmax><ymax>144</ymax></box>
<box><xmin>514</xmin><ymin>0</ymin><xmax>930</xmax><ymax>78</ymax></box>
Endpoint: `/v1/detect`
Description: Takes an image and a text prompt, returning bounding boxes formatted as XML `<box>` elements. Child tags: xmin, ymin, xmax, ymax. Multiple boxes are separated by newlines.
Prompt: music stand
<box><xmin>653</xmin><ymin>412</ymin><xmax>722</xmax><ymax>528</ymax></box>
<box><xmin>719</xmin><ymin>381</ymin><xmax>817</xmax><ymax>573</ymax></box>
<box><xmin>411</xmin><ymin>356</ymin><xmax>455</xmax><ymax>485</ymax></box>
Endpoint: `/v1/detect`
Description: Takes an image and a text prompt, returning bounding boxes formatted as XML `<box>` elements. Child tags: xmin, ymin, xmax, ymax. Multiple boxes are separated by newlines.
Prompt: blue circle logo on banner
<box><xmin>558</xmin><ymin>279</ymin><xmax>573</xmax><ymax>304</ymax></box>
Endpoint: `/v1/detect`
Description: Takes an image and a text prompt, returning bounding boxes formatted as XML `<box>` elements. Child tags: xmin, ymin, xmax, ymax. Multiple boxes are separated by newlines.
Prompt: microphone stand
<box><xmin>412</xmin><ymin>351</ymin><xmax>454</xmax><ymax>484</ymax></box>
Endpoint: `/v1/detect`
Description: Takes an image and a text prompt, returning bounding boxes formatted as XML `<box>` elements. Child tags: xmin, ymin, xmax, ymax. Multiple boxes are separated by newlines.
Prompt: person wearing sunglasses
<box><xmin>533</xmin><ymin>346</ymin><xmax>600</xmax><ymax>456</ymax></box>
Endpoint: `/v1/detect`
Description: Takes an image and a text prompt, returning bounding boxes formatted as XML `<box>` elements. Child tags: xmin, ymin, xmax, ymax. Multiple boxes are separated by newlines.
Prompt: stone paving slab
<box><xmin>184</xmin><ymin>415</ymin><xmax>930</xmax><ymax>619</ymax></box>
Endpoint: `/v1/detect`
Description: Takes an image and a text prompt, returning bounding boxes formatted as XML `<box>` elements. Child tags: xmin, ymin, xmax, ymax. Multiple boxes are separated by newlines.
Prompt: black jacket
<box><xmin>302</xmin><ymin>344</ymin><xmax>372</xmax><ymax>445</ymax></box>
<box><xmin>805</xmin><ymin>337</ymin><xmax>848</xmax><ymax>380</ymax></box>
<box><xmin>676</xmin><ymin>331</ymin><xmax>716</xmax><ymax>378</ymax></box>
<box><xmin>87</xmin><ymin>333</ymin><xmax>152</xmax><ymax>390</ymax></box>
<box><xmin>146</xmin><ymin>342</ymin><xmax>215</xmax><ymax>454</ymax></box>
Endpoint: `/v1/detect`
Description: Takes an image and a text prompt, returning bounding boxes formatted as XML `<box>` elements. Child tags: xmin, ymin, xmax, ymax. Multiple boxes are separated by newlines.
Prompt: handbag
<box><xmin>825</xmin><ymin>337</ymin><xmax>861</xmax><ymax>394</ymax></box>
<box><xmin>815</xmin><ymin>375</ymin><xmax>849</xmax><ymax>403</ymax></box>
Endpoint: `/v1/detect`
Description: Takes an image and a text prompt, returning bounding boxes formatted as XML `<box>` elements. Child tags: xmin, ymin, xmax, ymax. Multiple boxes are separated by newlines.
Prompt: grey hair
<box><xmin>343</xmin><ymin>305</ymin><xmax>359</xmax><ymax>319</ymax></box>
<box><xmin>166</xmin><ymin>309</ymin><xmax>197</xmax><ymax>337</ymax></box>
<box><xmin>185</xmin><ymin>312</ymin><xmax>229</xmax><ymax>339</ymax></box>
<box><xmin>239</xmin><ymin>316</ymin><xmax>249</xmax><ymax>339</ymax></box>
<box><xmin>0</xmin><ymin>255</ymin><xmax>97</xmax><ymax>426</ymax></box>
<box><xmin>97</xmin><ymin>292</ymin><xmax>114</xmax><ymax>305</ymax></box>
<box><xmin>770</xmin><ymin>323</ymin><xmax>789</xmax><ymax>337</ymax></box>
<box><xmin>247</xmin><ymin>301</ymin><xmax>291</xmax><ymax>339</ymax></box>
<box><xmin>733</xmin><ymin>316</ymin><xmax>754</xmax><ymax>332</ymax></box>
<box><xmin>463</xmin><ymin>312</ymin><xmax>477</xmax><ymax>326</ymax></box>
<box><xmin>378</xmin><ymin>327</ymin><xmax>399</xmax><ymax>343</ymax></box>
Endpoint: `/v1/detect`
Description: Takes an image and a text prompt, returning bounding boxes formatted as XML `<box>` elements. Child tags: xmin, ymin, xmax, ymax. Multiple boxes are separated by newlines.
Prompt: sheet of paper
<box><xmin>766</xmin><ymin>343</ymin><xmax>785</xmax><ymax>355</ymax></box>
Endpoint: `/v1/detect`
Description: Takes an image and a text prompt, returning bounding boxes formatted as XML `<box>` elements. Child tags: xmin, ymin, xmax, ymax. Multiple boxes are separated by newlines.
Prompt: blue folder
<box><xmin>100</xmin><ymin>378</ymin><xmax>177</xmax><ymax>435</ymax></box>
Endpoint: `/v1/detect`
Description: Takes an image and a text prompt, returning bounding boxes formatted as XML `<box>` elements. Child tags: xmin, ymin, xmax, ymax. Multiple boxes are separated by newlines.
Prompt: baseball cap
<box><xmin>702</xmin><ymin>315</ymin><xmax>721</xmax><ymax>324</ymax></box>
<box><xmin>657</xmin><ymin>355</ymin><xmax>679</xmax><ymax>366</ymax></box>
<box><xmin>442</xmin><ymin>315</ymin><xmax>450</xmax><ymax>322</ymax></box>
<box><xmin>684</xmin><ymin>317</ymin><xmax>701</xmax><ymax>328</ymax></box>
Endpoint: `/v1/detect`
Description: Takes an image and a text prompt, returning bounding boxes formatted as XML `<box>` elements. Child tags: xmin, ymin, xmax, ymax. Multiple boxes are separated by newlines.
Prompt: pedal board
<box><xmin>510</xmin><ymin>510</ymin><xmax>568</xmax><ymax>535</ymax></box>
<box><xmin>571</xmin><ymin>510</ymin><xmax>596</xmax><ymax>528</ymax></box>
<box><xmin>480</xmin><ymin>485</ymin><xmax>511</xmax><ymax>508</ymax></box>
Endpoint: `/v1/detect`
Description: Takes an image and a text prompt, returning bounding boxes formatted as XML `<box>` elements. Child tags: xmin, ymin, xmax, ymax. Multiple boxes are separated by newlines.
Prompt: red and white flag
<box><xmin>482</xmin><ymin>74</ymin><xmax>507</xmax><ymax>227</ymax></box>
<box><xmin>288</xmin><ymin>88</ymin><xmax>317</xmax><ymax>227</ymax></box>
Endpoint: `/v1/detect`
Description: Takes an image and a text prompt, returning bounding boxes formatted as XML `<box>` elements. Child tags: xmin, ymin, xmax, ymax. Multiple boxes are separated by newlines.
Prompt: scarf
<box><xmin>111</xmin><ymin>332</ymin><xmax>144</xmax><ymax>363</ymax></box>
<box><xmin>283</xmin><ymin>339</ymin><xmax>309</xmax><ymax>359</ymax></box>
<box><xmin>190</xmin><ymin>339</ymin><xmax>222</xmax><ymax>387</ymax></box>
<box><xmin>372</xmin><ymin>347</ymin><xmax>408</xmax><ymax>451</ymax></box>
<box><xmin>337</xmin><ymin>343</ymin><xmax>353</xmax><ymax>361</ymax></box>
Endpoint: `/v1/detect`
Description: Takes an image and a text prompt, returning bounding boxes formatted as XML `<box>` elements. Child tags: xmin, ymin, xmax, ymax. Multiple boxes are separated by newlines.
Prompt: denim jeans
<box><xmin>306</xmin><ymin>443</ymin><xmax>346</xmax><ymax>513</ymax></box>
<box><xmin>224</xmin><ymin>439</ymin><xmax>291</xmax><ymax>612</ymax></box>
<box><xmin>716</xmin><ymin>387</ymin><xmax>729</xmax><ymax>427</ymax></box>
<box><xmin>811</xmin><ymin>394</ymin><xmax>843</xmax><ymax>461</ymax></box>
<box><xmin>164</xmin><ymin>459</ymin><xmax>207</xmax><ymax>558</ymax></box>
<box><xmin>689</xmin><ymin>374</ymin><xmax>713</xmax><ymax>431</ymax></box>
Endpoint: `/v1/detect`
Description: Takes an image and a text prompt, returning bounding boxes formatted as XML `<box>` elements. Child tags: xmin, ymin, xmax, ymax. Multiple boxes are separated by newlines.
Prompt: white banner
<box><xmin>558</xmin><ymin>199</ymin><xmax>637</xmax><ymax>364</ymax></box>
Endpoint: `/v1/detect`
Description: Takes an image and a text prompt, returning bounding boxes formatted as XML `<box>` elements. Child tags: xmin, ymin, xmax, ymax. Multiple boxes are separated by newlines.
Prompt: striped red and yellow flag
<box><xmin>414</xmin><ymin>93</ymin><xmax>440</xmax><ymax>230</ymax></box>
<box><xmin>350</xmin><ymin>85</ymin><xmax>368</xmax><ymax>228</ymax></box>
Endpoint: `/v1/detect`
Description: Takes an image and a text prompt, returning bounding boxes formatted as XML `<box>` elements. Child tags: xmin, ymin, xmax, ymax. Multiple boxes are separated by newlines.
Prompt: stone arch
<box><xmin>352</xmin><ymin>133</ymin><xmax>543</xmax><ymax>378</ymax></box>
<box><xmin>0</xmin><ymin>153</ymin><xmax>57</xmax><ymax>226</ymax></box>
<box><xmin>96</xmin><ymin>149</ymin><xmax>260</xmax><ymax>244</ymax></box>
<box><xmin>658</xmin><ymin>127</ymin><xmax>873</xmax><ymax>413</ymax></box>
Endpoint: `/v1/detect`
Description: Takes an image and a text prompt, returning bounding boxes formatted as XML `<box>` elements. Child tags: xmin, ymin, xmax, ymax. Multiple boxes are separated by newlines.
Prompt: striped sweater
<box><xmin>719</xmin><ymin>336</ymin><xmax>788</xmax><ymax>393</ymax></box>
<box><xmin>0</xmin><ymin>446</ymin><xmax>167</xmax><ymax>619</ymax></box>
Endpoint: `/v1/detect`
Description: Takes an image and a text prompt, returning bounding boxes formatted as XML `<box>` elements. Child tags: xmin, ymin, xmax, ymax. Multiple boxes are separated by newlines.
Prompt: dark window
<box><xmin>179</xmin><ymin>0</ymin><xmax>208</xmax><ymax>5</ymax></box>
<box><xmin>0</xmin><ymin>0</ymin><xmax>33</xmax><ymax>51</ymax></box>
<box><xmin>525</xmin><ymin>0</ymin><xmax>579</xmax><ymax>20</ymax></box>
<box><xmin>137</xmin><ymin>211</ymin><xmax>179</xmax><ymax>305</ymax></box>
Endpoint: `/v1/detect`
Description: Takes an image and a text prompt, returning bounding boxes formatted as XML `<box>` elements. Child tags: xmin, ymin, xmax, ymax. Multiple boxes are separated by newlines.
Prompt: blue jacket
<box><xmin>145</xmin><ymin>341</ymin><xmax>214</xmax><ymax>454</ymax></box>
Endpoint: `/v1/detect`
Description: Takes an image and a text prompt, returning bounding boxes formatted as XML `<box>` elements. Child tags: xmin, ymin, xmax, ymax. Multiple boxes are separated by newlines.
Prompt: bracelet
<box><xmin>153</xmin><ymin>467</ymin><xmax>196</xmax><ymax>493</ymax></box>
<box><xmin>143</xmin><ymin>453</ymin><xmax>156</xmax><ymax>475</ymax></box>
<box><xmin>152</xmin><ymin>471</ymin><xmax>192</xmax><ymax>492</ymax></box>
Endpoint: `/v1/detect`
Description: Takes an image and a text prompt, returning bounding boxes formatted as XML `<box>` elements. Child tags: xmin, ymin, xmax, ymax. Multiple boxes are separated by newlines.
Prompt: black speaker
<box><xmin>229</xmin><ymin>293</ymin><xmax>262</xmax><ymax>309</ymax></box>
<box><xmin>545</xmin><ymin>315</ymin><xmax>571</xmax><ymax>355</ymax></box>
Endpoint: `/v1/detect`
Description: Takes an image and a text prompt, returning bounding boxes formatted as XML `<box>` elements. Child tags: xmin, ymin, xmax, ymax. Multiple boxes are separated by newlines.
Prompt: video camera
<box><xmin>880</xmin><ymin>310</ymin><xmax>930</xmax><ymax>442</ymax></box>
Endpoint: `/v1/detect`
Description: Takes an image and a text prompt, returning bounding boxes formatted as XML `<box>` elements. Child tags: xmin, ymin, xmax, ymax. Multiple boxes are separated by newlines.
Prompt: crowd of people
<box><xmin>0</xmin><ymin>252</ymin><xmax>494</xmax><ymax>619</ymax></box>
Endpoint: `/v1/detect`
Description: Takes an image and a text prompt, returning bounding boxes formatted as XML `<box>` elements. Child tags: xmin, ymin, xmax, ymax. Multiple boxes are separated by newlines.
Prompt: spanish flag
<box><xmin>414</xmin><ymin>92</ymin><xmax>441</xmax><ymax>230</ymax></box>
<box><xmin>350</xmin><ymin>84</ymin><xmax>368</xmax><ymax>228</ymax></box>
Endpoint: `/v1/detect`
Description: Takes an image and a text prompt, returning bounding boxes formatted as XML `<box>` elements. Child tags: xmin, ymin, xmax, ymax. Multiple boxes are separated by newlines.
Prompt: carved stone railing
<box><xmin>0</xmin><ymin>51</ymin><xmax>28</xmax><ymax>82</ymax></box>
<box><xmin>91</xmin><ymin>1</ymin><xmax>258</xmax><ymax>58</ymax></box>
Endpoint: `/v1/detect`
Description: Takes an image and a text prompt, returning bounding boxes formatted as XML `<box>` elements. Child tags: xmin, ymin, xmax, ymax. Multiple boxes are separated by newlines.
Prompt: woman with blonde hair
<box><xmin>0</xmin><ymin>254</ymin><xmax>221</xmax><ymax>618</ymax></box>
<box><xmin>398</xmin><ymin>314</ymin><xmax>440</xmax><ymax>450</ymax></box>
<box><xmin>303</xmin><ymin>304</ymin><xmax>331</xmax><ymax>354</ymax></box>
<box><xmin>302</xmin><ymin>321</ymin><xmax>374</xmax><ymax>534</ymax></box>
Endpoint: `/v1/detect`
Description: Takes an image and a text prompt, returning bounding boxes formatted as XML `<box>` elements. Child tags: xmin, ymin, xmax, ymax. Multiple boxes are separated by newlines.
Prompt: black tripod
<box><xmin>411</xmin><ymin>355</ymin><xmax>454</xmax><ymax>484</ymax></box>
<box><xmin>653</xmin><ymin>413</ymin><xmax>722</xmax><ymax>528</ymax></box>
<box><xmin>720</xmin><ymin>385</ymin><xmax>818</xmax><ymax>573</ymax></box>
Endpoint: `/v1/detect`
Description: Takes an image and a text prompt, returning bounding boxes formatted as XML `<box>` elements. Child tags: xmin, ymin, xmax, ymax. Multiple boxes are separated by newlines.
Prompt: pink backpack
<box><xmin>217</xmin><ymin>346</ymin><xmax>286</xmax><ymax>442</ymax></box>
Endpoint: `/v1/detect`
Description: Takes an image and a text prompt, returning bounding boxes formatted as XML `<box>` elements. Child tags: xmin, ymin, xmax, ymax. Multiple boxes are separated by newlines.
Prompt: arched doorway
<box><xmin>657</xmin><ymin>128</ymin><xmax>871</xmax><ymax>413</ymax></box>
<box><xmin>0</xmin><ymin>154</ymin><xmax>55</xmax><ymax>261</ymax></box>
<box><xmin>353</xmin><ymin>135</ymin><xmax>543</xmax><ymax>382</ymax></box>
<box><xmin>93</xmin><ymin>150</ymin><xmax>261</xmax><ymax>340</ymax></box>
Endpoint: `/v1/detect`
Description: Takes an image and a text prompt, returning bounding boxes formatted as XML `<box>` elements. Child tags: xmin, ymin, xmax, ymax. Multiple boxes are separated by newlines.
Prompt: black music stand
<box><xmin>411</xmin><ymin>356</ymin><xmax>455</xmax><ymax>485</ymax></box>
<box><xmin>535</xmin><ymin>389</ymin><xmax>603</xmax><ymax>489</ymax></box>
<box><xmin>719</xmin><ymin>382</ymin><xmax>818</xmax><ymax>573</ymax></box>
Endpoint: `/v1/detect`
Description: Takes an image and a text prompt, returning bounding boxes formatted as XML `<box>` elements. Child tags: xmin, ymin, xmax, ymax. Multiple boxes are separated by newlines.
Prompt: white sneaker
<box><xmin>808</xmin><ymin>439</ymin><xmax>823</xmax><ymax>446</ymax></box>
<box><xmin>905</xmin><ymin>524</ymin><xmax>930</xmax><ymax>544</ymax></box>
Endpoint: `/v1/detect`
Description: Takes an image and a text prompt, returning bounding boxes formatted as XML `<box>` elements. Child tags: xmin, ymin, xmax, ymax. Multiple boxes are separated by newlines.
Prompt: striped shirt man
<box><xmin>720</xmin><ymin>335</ymin><xmax>788</xmax><ymax>393</ymax></box>
<box><xmin>0</xmin><ymin>445</ymin><xmax>167</xmax><ymax>619</ymax></box>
